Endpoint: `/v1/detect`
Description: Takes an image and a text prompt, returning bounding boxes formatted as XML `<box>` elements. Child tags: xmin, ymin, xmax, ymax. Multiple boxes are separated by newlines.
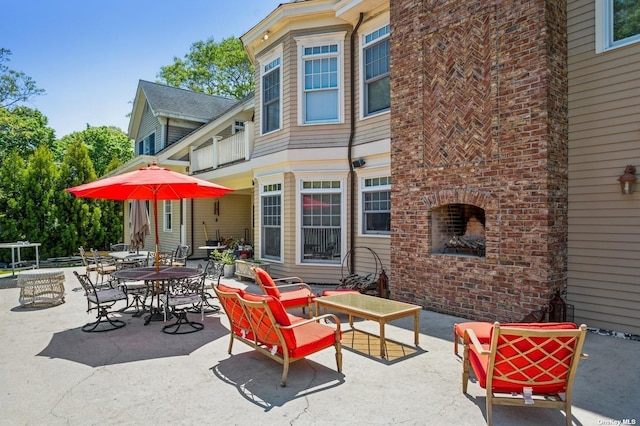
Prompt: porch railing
<box><xmin>190</xmin><ymin>121</ymin><xmax>254</xmax><ymax>172</ymax></box>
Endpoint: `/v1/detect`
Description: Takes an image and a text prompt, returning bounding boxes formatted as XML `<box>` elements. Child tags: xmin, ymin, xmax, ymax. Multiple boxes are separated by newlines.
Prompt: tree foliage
<box><xmin>0</xmin><ymin>105</ymin><xmax>56</xmax><ymax>159</ymax></box>
<box><xmin>157</xmin><ymin>36</ymin><xmax>254</xmax><ymax>99</ymax></box>
<box><xmin>0</xmin><ymin>48</ymin><xmax>45</xmax><ymax>109</ymax></box>
<box><xmin>54</xmin><ymin>126</ymin><xmax>134</xmax><ymax>176</ymax></box>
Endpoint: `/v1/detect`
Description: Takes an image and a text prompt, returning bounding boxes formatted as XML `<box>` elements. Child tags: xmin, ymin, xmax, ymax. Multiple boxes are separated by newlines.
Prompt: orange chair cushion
<box><xmin>455</xmin><ymin>321</ymin><xmax>493</xmax><ymax>343</ymax></box>
<box><xmin>469</xmin><ymin>322</ymin><xmax>579</xmax><ymax>394</ymax></box>
<box><xmin>288</xmin><ymin>321</ymin><xmax>338</xmax><ymax>359</ymax></box>
<box><xmin>278</xmin><ymin>288</ymin><xmax>315</xmax><ymax>309</ymax></box>
<box><xmin>255</xmin><ymin>267</ymin><xmax>280</xmax><ymax>297</ymax></box>
<box><xmin>241</xmin><ymin>293</ymin><xmax>298</xmax><ymax>351</ymax></box>
<box><xmin>216</xmin><ymin>284</ymin><xmax>253</xmax><ymax>339</ymax></box>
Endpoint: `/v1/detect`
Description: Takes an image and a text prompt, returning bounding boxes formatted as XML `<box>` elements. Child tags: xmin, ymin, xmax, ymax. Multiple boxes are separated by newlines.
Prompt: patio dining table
<box><xmin>112</xmin><ymin>266</ymin><xmax>201</xmax><ymax>324</ymax></box>
<box><xmin>109</xmin><ymin>250</ymin><xmax>150</xmax><ymax>269</ymax></box>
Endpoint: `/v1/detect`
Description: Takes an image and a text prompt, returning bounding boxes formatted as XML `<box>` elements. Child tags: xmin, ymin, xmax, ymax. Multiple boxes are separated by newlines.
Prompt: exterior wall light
<box><xmin>618</xmin><ymin>165</ymin><xmax>637</xmax><ymax>195</ymax></box>
<box><xmin>352</xmin><ymin>158</ymin><xmax>366</xmax><ymax>168</ymax></box>
<box><xmin>262</xmin><ymin>31</ymin><xmax>270</xmax><ymax>41</ymax></box>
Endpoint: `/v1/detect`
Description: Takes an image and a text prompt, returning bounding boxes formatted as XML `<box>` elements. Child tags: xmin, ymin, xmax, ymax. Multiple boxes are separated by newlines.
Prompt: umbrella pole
<box><xmin>154</xmin><ymin>194</ymin><xmax>160</xmax><ymax>273</ymax></box>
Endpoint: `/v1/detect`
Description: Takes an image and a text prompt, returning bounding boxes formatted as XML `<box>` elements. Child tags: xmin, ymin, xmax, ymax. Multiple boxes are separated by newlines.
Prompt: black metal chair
<box><xmin>162</xmin><ymin>273</ymin><xmax>205</xmax><ymax>334</ymax></box>
<box><xmin>73</xmin><ymin>271</ymin><xmax>128</xmax><ymax>332</ymax></box>
<box><xmin>171</xmin><ymin>244</ymin><xmax>189</xmax><ymax>267</ymax></box>
<box><xmin>191</xmin><ymin>259</ymin><xmax>224</xmax><ymax>314</ymax></box>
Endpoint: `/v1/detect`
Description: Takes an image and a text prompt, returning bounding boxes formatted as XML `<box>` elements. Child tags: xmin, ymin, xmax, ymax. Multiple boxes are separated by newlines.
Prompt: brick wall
<box><xmin>390</xmin><ymin>0</ymin><xmax>568</xmax><ymax>322</ymax></box>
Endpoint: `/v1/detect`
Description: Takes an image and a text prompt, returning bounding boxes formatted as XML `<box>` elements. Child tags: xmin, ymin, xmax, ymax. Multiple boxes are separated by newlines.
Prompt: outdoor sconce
<box><xmin>617</xmin><ymin>165</ymin><xmax>637</xmax><ymax>195</ymax></box>
<box><xmin>262</xmin><ymin>31</ymin><xmax>270</xmax><ymax>41</ymax></box>
<box><xmin>352</xmin><ymin>158</ymin><xmax>366</xmax><ymax>168</ymax></box>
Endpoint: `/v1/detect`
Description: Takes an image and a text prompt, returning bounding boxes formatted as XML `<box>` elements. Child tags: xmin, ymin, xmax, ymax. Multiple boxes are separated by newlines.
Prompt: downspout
<box><xmin>348</xmin><ymin>13</ymin><xmax>365</xmax><ymax>275</ymax></box>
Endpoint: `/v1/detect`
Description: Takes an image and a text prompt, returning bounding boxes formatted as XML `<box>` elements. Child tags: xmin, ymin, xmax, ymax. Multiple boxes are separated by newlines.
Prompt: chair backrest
<box><xmin>73</xmin><ymin>270</ymin><xmax>96</xmax><ymax>296</ymax></box>
<box><xmin>172</xmin><ymin>244</ymin><xmax>189</xmax><ymax>266</ymax></box>
<box><xmin>78</xmin><ymin>246</ymin><xmax>90</xmax><ymax>266</ymax></box>
<box><xmin>205</xmin><ymin>260</ymin><xmax>224</xmax><ymax>285</ymax></box>
<box><xmin>253</xmin><ymin>267</ymin><xmax>280</xmax><ymax>298</ymax></box>
<box><xmin>486</xmin><ymin>322</ymin><xmax>587</xmax><ymax>395</ymax></box>
<box><xmin>214</xmin><ymin>283</ymin><xmax>254</xmax><ymax>340</ymax></box>
<box><xmin>241</xmin><ymin>293</ymin><xmax>296</xmax><ymax>354</ymax></box>
<box><xmin>171</xmin><ymin>272</ymin><xmax>205</xmax><ymax>295</ymax></box>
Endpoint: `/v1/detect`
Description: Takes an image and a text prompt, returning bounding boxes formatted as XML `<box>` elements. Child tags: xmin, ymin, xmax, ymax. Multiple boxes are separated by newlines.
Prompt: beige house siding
<box><xmin>191</xmin><ymin>194</ymin><xmax>253</xmax><ymax>259</ymax></box>
<box><xmin>568</xmin><ymin>0</ymin><xmax>640</xmax><ymax>334</ymax></box>
<box><xmin>138</xmin><ymin>104</ymin><xmax>160</xmax><ymax>151</ymax></box>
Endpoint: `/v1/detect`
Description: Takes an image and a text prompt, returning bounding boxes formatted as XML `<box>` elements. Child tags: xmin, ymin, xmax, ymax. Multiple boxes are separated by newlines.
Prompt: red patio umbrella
<box><xmin>66</xmin><ymin>162</ymin><xmax>233</xmax><ymax>271</ymax></box>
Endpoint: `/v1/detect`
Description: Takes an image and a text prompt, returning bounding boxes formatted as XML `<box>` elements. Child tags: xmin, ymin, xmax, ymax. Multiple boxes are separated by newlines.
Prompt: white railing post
<box><xmin>244</xmin><ymin>121</ymin><xmax>254</xmax><ymax>161</ymax></box>
<box><xmin>212</xmin><ymin>136</ymin><xmax>222</xmax><ymax>169</ymax></box>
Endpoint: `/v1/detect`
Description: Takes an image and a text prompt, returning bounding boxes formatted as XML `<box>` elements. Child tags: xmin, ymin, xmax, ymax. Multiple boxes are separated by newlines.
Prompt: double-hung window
<box><xmin>260</xmin><ymin>182</ymin><xmax>282</xmax><ymax>261</ymax></box>
<box><xmin>138</xmin><ymin>133</ymin><xmax>155</xmax><ymax>156</ymax></box>
<box><xmin>362</xmin><ymin>23</ymin><xmax>390</xmax><ymax>116</ymax></box>
<box><xmin>300</xmin><ymin>179</ymin><xmax>344</xmax><ymax>264</ymax></box>
<box><xmin>596</xmin><ymin>0</ymin><xmax>640</xmax><ymax>53</ymax></box>
<box><xmin>361</xmin><ymin>176</ymin><xmax>391</xmax><ymax>235</ymax></box>
<box><xmin>163</xmin><ymin>200</ymin><xmax>172</xmax><ymax>232</ymax></box>
<box><xmin>296</xmin><ymin>33</ymin><xmax>346</xmax><ymax>124</ymax></box>
<box><xmin>260</xmin><ymin>47</ymin><xmax>282</xmax><ymax>134</ymax></box>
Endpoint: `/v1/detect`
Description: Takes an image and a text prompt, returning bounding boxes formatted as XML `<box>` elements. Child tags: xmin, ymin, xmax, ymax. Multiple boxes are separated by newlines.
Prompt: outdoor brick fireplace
<box><xmin>389</xmin><ymin>0</ymin><xmax>568</xmax><ymax>322</ymax></box>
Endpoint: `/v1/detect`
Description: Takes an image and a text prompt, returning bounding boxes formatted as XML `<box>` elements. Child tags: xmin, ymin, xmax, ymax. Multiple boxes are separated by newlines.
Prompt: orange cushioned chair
<box><xmin>214</xmin><ymin>283</ymin><xmax>342</xmax><ymax>387</ymax></box>
<box><xmin>253</xmin><ymin>267</ymin><xmax>316</xmax><ymax>317</ymax></box>
<box><xmin>462</xmin><ymin>322</ymin><xmax>588</xmax><ymax>426</ymax></box>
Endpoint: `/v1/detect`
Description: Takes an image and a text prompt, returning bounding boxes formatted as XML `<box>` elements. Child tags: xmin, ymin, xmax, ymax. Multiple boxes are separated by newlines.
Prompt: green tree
<box><xmin>21</xmin><ymin>146</ymin><xmax>59</xmax><ymax>258</ymax></box>
<box><xmin>0</xmin><ymin>48</ymin><xmax>45</xmax><ymax>108</ymax></box>
<box><xmin>54</xmin><ymin>125</ymin><xmax>133</xmax><ymax>177</ymax></box>
<box><xmin>0</xmin><ymin>151</ymin><xmax>27</xmax><ymax>247</ymax></box>
<box><xmin>157</xmin><ymin>36</ymin><xmax>254</xmax><ymax>99</ymax></box>
<box><xmin>55</xmin><ymin>137</ymin><xmax>104</xmax><ymax>255</ymax></box>
<box><xmin>97</xmin><ymin>157</ymin><xmax>125</xmax><ymax>250</ymax></box>
<box><xmin>0</xmin><ymin>105</ymin><xmax>56</xmax><ymax>159</ymax></box>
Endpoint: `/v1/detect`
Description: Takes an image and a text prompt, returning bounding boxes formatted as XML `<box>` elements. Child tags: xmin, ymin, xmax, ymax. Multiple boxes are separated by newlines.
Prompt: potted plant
<box><xmin>210</xmin><ymin>249</ymin><xmax>236</xmax><ymax>278</ymax></box>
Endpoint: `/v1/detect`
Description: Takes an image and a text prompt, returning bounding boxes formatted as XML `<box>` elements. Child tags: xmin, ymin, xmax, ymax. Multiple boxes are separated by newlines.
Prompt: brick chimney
<box><xmin>390</xmin><ymin>0</ymin><xmax>568</xmax><ymax>322</ymax></box>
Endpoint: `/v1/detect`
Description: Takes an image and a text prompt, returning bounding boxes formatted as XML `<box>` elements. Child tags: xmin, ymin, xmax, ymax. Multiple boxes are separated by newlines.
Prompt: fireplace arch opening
<box><xmin>431</xmin><ymin>203</ymin><xmax>485</xmax><ymax>257</ymax></box>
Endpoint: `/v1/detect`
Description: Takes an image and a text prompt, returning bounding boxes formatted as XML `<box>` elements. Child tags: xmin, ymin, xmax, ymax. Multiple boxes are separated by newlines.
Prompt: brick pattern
<box><xmin>390</xmin><ymin>0</ymin><xmax>568</xmax><ymax>322</ymax></box>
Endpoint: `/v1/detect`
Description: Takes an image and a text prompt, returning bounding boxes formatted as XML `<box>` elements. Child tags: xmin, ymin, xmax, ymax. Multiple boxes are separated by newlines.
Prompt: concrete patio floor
<box><xmin>0</xmin><ymin>264</ymin><xmax>638</xmax><ymax>425</ymax></box>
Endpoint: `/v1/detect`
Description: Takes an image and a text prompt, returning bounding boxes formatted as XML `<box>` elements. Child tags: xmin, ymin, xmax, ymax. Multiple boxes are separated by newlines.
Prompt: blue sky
<box><xmin>1</xmin><ymin>0</ymin><xmax>282</xmax><ymax>138</ymax></box>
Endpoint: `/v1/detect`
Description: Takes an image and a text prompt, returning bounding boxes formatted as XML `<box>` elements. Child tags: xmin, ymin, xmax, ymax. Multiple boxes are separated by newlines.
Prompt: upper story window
<box><xmin>138</xmin><ymin>133</ymin><xmax>155</xmax><ymax>156</ymax></box>
<box><xmin>596</xmin><ymin>0</ymin><xmax>640</xmax><ymax>53</ymax></box>
<box><xmin>296</xmin><ymin>32</ymin><xmax>346</xmax><ymax>125</ymax></box>
<box><xmin>362</xmin><ymin>23</ymin><xmax>390</xmax><ymax>117</ymax></box>
<box><xmin>260</xmin><ymin>46</ymin><xmax>283</xmax><ymax>135</ymax></box>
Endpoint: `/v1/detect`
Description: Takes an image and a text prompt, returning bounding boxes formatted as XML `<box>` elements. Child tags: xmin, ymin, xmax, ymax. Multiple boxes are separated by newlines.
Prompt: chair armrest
<box><xmin>279</xmin><ymin>314</ymin><xmax>341</xmax><ymax>332</ymax></box>
<box><xmin>264</xmin><ymin>282</ymin><xmax>314</xmax><ymax>293</ymax></box>
<box><xmin>465</xmin><ymin>328</ymin><xmax>490</xmax><ymax>355</ymax></box>
<box><xmin>273</xmin><ymin>276</ymin><xmax>305</xmax><ymax>284</ymax></box>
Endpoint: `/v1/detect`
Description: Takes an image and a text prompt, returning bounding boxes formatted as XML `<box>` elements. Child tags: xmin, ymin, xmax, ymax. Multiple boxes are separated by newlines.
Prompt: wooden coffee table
<box><xmin>316</xmin><ymin>292</ymin><xmax>421</xmax><ymax>358</ymax></box>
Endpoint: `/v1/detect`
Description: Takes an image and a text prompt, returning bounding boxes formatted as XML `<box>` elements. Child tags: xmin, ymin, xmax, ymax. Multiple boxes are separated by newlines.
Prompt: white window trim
<box><xmin>294</xmin><ymin>172</ymin><xmax>348</xmax><ymax>266</ymax></box>
<box><xmin>357</xmin><ymin>167</ymin><xmax>391</xmax><ymax>238</ymax></box>
<box><xmin>359</xmin><ymin>13</ymin><xmax>391</xmax><ymax>120</ymax></box>
<box><xmin>595</xmin><ymin>0</ymin><xmax>640</xmax><ymax>53</ymax></box>
<box><xmin>295</xmin><ymin>32</ymin><xmax>347</xmax><ymax>126</ymax></box>
<box><xmin>257</xmin><ymin>174</ymin><xmax>284</xmax><ymax>263</ymax></box>
<box><xmin>163</xmin><ymin>200</ymin><xmax>172</xmax><ymax>232</ymax></box>
<box><xmin>259</xmin><ymin>44</ymin><xmax>284</xmax><ymax>136</ymax></box>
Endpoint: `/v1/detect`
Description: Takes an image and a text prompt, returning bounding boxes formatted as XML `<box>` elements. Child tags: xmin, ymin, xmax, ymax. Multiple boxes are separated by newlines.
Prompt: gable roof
<box><xmin>128</xmin><ymin>80</ymin><xmax>240</xmax><ymax>138</ymax></box>
<box><xmin>139</xmin><ymin>80</ymin><xmax>239</xmax><ymax>120</ymax></box>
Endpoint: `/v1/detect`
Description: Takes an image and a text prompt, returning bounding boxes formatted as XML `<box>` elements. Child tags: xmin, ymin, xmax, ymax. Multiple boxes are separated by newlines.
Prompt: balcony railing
<box><xmin>190</xmin><ymin>121</ymin><xmax>254</xmax><ymax>173</ymax></box>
